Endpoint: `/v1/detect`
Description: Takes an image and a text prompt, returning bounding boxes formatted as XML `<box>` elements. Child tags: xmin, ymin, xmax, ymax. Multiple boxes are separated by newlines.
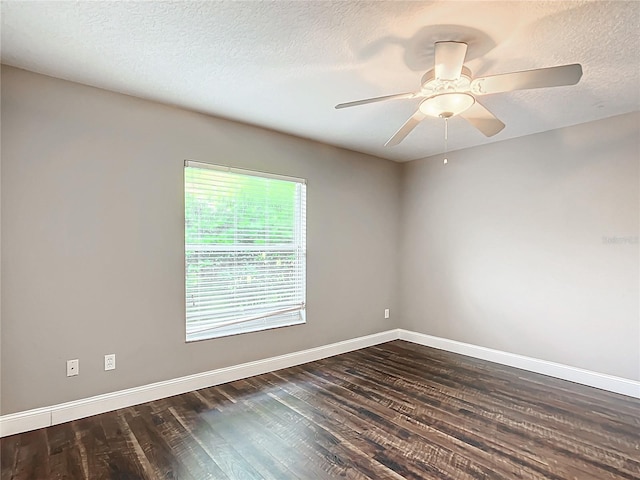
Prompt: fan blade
<box><xmin>434</xmin><ymin>41</ymin><xmax>468</xmax><ymax>80</ymax></box>
<box><xmin>460</xmin><ymin>101</ymin><xmax>505</xmax><ymax>137</ymax></box>
<box><xmin>384</xmin><ymin>110</ymin><xmax>426</xmax><ymax>146</ymax></box>
<box><xmin>335</xmin><ymin>92</ymin><xmax>415</xmax><ymax>109</ymax></box>
<box><xmin>471</xmin><ymin>63</ymin><xmax>583</xmax><ymax>95</ymax></box>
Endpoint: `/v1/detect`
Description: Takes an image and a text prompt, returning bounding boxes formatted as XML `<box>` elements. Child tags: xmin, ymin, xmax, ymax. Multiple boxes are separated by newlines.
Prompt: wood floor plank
<box><xmin>0</xmin><ymin>434</ymin><xmax>19</xmax><ymax>480</ymax></box>
<box><xmin>198</xmin><ymin>386</ymin><xmax>337</xmax><ymax>480</ymax></box>
<box><xmin>357</xmin><ymin>345</ymin><xmax>640</xmax><ymax>479</ymax></box>
<box><xmin>147</xmin><ymin>397</ymin><xmax>229</xmax><ymax>480</ymax></box>
<box><xmin>231</xmin><ymin>377</ymin><xmax>379</xmax><ymax>480</ymax></box>
<box><xmin>164</xmin><ymin>396</ymin><xmax>265</xmax><ymax>480</ymax></box>
<box><xmin>271</xmin><ymin>366</ymin><xmax>545</xmax><ymax>480</ymax></box>
<box><xmin>2</xmin><ymin>340</ymin><xmax>639</xmax><ymax>479</ymax></box>
<box><xmin>100</xmin><ymin>411</ymin><xmax>151</xmax><ymax>479</ymax></box>
<box><xmin>377</xmin><ymin>345</ymin><xmax>640</xmax><ymax>469</ymax></box>
<box><xmin>214</xmin><ymin>381</ymin><xmax>359</xmax><ymax>480</ymax></box>
<box><xmin>384</xmin><ymin>341</ymin><xmax>640</xmax><ymax>421</ymax></box>
<box><xmin>246</xmin><ymin>375</ymin><xmax>404</xmax><ymax>480</ymax></box>
<box><xmin>332</xmin><ymin>348</ymin><xmax>640</xmax><ymax>476</ymax></box>
<box><xmin>124</xmin><ymin>406</ymin><xmax>197</xmax><ymax>480</ymax></box>
<box><xmin>265</xmin><ymin>366</ymin><xmax>533</xmax><ymax>480</ymax></box>
<box><xmin>357</xmin><ymin>344</ymin><xmax>640</xmax><ymax>452</ymax></box>
<box><xmin>8</xmin><ymin>430</ymin><xmax>51</xmax><ymax>480</ymax></box>
<box><xmin>44</xmin><ymin>421</ymin><xmax>88</xmax><ymax>480</ymax></box>
<box><xmin>256</xmin><ymin>373</ymin><xmax>474</xmax><ymax>480</ymax></box>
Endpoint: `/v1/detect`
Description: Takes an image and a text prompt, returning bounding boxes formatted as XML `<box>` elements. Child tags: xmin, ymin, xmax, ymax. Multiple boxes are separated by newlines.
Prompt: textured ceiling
<box><xmin>1</xmin><ymin>1</ymin><xmax>639</xmax><ymax>162</ymax></box>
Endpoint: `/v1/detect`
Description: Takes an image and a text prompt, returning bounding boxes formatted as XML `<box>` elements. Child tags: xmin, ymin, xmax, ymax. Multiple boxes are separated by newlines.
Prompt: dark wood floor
<box><xmin>2</xmin><ymin>340</ymin><xmax>639</xmax><ymax>480</ymax></box>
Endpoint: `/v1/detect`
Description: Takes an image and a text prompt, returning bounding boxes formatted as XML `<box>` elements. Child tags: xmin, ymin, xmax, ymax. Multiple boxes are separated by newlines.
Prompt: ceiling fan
<box><xmin>335</xmin><ymin>41</ymin><xmax>583</xmax><ymax>146</ymax></box>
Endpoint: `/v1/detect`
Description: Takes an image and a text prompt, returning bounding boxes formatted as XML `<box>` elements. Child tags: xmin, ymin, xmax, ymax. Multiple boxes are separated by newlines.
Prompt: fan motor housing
<box><xmin>420</xmin><ymin>66</ymin><xmax>473</xmax><ymax>96</ymax></box>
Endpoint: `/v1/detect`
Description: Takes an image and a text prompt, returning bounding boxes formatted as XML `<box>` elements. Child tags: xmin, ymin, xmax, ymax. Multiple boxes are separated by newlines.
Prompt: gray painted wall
<box><xmin>1</xmin><ymin>65</ymin><xmax>638</xmax><ymax>415</ymax></box>
<box><xmin>0</xmin><ymin>67</ymin><xmax>401</xmax><ymax>414</ymax></box>
<box><xmin>400</xmin><ymin>112</ymin><xmax>640</xmax><ymax>381</ymax></box>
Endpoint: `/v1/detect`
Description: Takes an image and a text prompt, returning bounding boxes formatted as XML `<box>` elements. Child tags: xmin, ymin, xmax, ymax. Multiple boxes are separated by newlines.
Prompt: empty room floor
<box><xmin>2</xmin><ymin>340</ymin><xmax>639</xmax><ymax>479</ymax></box>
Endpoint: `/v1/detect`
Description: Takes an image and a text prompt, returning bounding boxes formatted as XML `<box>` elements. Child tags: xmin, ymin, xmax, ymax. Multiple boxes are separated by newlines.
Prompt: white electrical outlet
<box><xmin>104</xmin><ymin>354</ymin><xmax>116</xmax><ymax>371</ymax></box>
<box><xmin>67</xmin><ymin>359</ymin><xmax>79</xmax><ymax>377</ymax></box>
<box><xmin>384</xmin><ymin>308</ymin><xmax>390</xmax><ymax>319</ymax></box>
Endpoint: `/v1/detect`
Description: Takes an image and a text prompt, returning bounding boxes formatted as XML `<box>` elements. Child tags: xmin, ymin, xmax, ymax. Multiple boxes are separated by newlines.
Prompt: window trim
<box><xmin>184</xmin><ymin>160</ymin><xmax>307</xmax><ymax>341</ymax></box>
<box><xmin>185</xmin><ymin>160</ymin><xmax>306</xmax><ymax>186</ymax></box>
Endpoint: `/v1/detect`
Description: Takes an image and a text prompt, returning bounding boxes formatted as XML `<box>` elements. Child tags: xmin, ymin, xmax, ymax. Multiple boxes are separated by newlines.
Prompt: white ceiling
<box><xmin>2</xmin><ymin>1</ymin><xmax>639</xmax><ymax>162</ymax></box>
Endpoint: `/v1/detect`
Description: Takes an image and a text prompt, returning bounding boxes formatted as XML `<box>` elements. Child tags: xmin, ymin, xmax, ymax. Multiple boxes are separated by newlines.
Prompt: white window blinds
<box><xmin>184</xmin><ymin>161</ymin><xmax>306</xmax><ymax>341</ymax></box>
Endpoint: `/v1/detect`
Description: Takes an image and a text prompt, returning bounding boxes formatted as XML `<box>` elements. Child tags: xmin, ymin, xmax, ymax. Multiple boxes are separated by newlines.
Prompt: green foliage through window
<box><xmin>184</xmin><ymin>163</ymin><xmax>306</xmax><ymax>341</ymax></box>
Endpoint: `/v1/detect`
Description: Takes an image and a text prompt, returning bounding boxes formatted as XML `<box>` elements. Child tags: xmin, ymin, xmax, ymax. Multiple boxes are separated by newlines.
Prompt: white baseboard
<box><xmin>3</xmin><ymin>328</ymin><xmax>638</xmax><ymax>437</ymax></box>
<box><xmin>0</xmin><ymin>408</ymin><xmax>52</xmax><ymax>438</ymax></box>
<box><xmin>398</xmin><ymin>329</ymin><xmax>640</xmax><ymax>399</ymax></box>
<box><xmin>0</xmin><ymin>329</ymin><xmax>398</xmax><ymax>437</ymax></box>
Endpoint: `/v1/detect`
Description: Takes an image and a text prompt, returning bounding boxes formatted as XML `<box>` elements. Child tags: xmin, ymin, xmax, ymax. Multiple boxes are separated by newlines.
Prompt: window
<box><xmin>184</xmin><ymin>161</ymin><xmax>306</xmax><ymax>341</ymax></box>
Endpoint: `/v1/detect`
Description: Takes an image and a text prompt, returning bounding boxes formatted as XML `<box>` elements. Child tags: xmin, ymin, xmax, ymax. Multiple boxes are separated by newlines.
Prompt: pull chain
<box><xmin>443</xmin><ymin>117</ymin><xmax>449</xmax><ymax>165</ymax></box>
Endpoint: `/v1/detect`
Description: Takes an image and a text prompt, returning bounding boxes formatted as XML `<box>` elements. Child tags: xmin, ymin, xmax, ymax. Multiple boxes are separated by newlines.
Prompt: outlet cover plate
<box><xmin>104</xmin><ymin>354</ymin><xmax>116</xmax><ymax>371</ymax></box>
<box><xmin>67</xmin><ymin>359</ymin><xmax>79</xmax><ymax>377</ymax></box>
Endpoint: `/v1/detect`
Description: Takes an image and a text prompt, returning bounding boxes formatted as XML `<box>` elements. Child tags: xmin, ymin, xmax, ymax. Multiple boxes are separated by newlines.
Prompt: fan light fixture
<box><xmin>419</xmin><ymin>93</ymin><xmax>475</xmax><ymax>118</ymax></box>
<box><xmin>335</xmin><ymin>40</ymin><xmax>583</xmax><ymax>147</ymax></box>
